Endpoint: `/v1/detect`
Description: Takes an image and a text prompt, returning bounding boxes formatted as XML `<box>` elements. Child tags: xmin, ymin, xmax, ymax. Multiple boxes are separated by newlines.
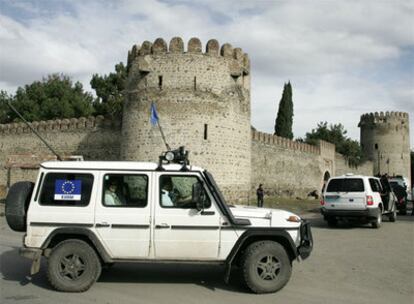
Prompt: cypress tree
<box><xmin>274</xmin><ymin>81</ymin><xmax>294</xmax><ymax>139</ymax></box>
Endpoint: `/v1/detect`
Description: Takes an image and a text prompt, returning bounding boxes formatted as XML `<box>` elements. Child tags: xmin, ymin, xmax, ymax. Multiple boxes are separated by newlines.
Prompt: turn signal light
<box><xmin>366</xmin><ymin>195</ymin><xmax>374</xmax><ymax>206</ymax></box>
<box><xmin>287</xmin><ymin>216</ymin><xmax>301</xmax><ymax>222</ymax></box>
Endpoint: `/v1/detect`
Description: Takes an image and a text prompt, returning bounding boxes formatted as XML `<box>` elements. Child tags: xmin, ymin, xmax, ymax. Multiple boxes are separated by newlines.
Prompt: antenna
<box><xmin>6</xmin><ymin>101</ymin><xmax>63</xmax><ymax>161</ymax></box>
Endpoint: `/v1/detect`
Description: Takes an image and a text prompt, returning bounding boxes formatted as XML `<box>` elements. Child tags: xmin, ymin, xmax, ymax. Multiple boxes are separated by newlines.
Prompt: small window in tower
<box><xmin>194</xmin><ymin>76</ymin><xmax>197</xmax><ymax>90</ymax></box>
<box><xmin>204</xmin><ymin>124</ymin><xmax>208</xmax><ymax>140</ymax></box>
<box><xmin>158</xmin><ymin>76</ymin><xmax>163</xmax><ymax>90</ymax></box>
<box><xmin>374</xmin><ymin>143</ymin><xmax>378</xmax><ymax>150</ymax></box>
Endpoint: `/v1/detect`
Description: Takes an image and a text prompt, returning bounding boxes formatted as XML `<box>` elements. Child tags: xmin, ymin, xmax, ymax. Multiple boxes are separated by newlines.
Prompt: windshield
<box><xmin>203</xmin><ymin>170</ymin><xmax>228</xmax><ymax>205</ymax></box>
<box><xmin>203</xmin><ymin>170</ymin><xmax>250</xmax><ymax>226</ymax></box>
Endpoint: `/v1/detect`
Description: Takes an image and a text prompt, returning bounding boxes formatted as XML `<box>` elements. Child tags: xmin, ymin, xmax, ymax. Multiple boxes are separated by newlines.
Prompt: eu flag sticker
<box><xmin>54</xmin><ymin>180</ymin><xmax>82</xmax><ymax>201</ymax></box>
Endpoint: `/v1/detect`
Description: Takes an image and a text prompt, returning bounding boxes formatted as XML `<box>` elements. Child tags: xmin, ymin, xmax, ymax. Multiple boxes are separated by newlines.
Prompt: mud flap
<box><xmin>30</xmin><ymin>254</ymin><xmax>41</xmax><ymax>275</ymax></box>
<box><xmin>19</xmin><ymin>247</ymin><xmax>42</xmax><ymax>275</ymax></box>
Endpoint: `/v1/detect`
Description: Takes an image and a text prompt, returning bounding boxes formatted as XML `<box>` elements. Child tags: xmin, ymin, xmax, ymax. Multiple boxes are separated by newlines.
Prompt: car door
<box><xmin>153</xmin><ymin>172</ymin><xmax>221</xmax><ymax>260</ymax></box>
<box><xmin>94</xmin><ymin>171</ymin><xmax>152</xmax><ymax>259</ymax></box>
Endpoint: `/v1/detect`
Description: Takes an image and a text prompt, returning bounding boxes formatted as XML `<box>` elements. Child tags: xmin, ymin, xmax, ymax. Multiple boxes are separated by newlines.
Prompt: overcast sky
<box><xmin>0</xmin><ymin>0</ymin><xmax>413</xmax><ymax>147</ymax></box>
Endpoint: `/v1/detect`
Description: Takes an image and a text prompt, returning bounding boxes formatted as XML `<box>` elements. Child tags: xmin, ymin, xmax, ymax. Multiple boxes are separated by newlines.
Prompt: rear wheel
<box><xmin>47</xmin><ymin>239</ymin><xmax>101</xmax><ymax>292</ymax></box>
<box><xmin>242</xmin><ymin>241</ymin><xmax>291</xmax><ymax>294</ymax></box>
<box><xmin>389</xmin><ymin>208</ymin><xmax>397</xmax><ymax>222</ymax></box>
<box><xmin>371</xmin><ymin>210</ymin><xmax>382</xmax><ymax>228</ymax></box>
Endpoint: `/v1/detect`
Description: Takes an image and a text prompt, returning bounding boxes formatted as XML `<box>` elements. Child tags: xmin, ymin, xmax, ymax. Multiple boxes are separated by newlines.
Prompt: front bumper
<box><xmin>297</xmin><ymin>220</ymin><xmax>313</xmax><ymax>260</ymax></box>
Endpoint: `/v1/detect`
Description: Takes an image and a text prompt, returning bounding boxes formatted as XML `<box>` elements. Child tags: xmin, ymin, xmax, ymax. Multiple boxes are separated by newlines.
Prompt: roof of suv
<box><xmin>41</xmin><ymin>161</ymin><xmax>203</xmax><ymax>172</ymax></box>
<box><xmin>331</xmin><ymin>174</ymin><xmax>374</xmax><ymax>179</ymax></box>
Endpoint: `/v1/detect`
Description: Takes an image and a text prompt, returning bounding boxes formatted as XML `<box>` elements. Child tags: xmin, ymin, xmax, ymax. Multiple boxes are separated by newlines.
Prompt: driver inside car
<box><xmin>160</xmin><ymin>176</ymin><xmax>192</xmax><ymax>207</ymax></box>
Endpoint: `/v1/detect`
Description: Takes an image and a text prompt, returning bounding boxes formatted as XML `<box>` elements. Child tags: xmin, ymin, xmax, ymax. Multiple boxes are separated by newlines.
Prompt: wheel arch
<box><xmin>227</xmin><ymin>229</ymin><xmax>298</xmax><ymax>266</ymax></box>
<box><xmin>41</xmin><ymin>228</ymin><xmax>112</xmax><ymax>263</ymax></box>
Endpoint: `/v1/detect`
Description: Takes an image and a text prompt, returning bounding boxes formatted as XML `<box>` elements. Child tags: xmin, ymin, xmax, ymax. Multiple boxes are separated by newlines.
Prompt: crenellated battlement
<box><xmin>252</xmin><ymin>130</ymin><xmax>320</xmax><ymax>154</ymax></box>
<box><xmin>0</xmin><ymin>115</ymin><xmax>120</xmax><ymax>135</ymax></box>
<box><xmin>126</xmin><ymin>37</ymin><xmax>250</xmax><ymax>75</ymax></box>
<box><xmin>359</xmin><ymin>111</ymin><xmax>409</xmax><ymax>126</ymax></box>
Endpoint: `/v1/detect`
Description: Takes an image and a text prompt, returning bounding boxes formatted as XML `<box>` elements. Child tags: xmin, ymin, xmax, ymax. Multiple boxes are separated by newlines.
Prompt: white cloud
<box><xmin>0</xmin><ymin>0</ymin><xmax>413</xmax><ymax>146</ymax></box>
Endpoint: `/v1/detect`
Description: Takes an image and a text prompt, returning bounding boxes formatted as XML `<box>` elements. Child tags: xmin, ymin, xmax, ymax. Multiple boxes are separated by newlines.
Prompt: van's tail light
<box><xmin>366</xmin><ymin>195</ymin><xmax>374</xmax><ymax>206</ymax></box>
<box><xmin>320</xmin><ymin>198</ymin><xmax>325</xmax><ymax>206</ymax></box>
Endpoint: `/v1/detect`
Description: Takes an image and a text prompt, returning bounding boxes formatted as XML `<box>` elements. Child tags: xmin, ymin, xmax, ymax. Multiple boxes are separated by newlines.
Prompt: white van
<box><xmin>321</xmin><ymin>174</ymin><xmax>397</xmax><ymax>228</ymax></box>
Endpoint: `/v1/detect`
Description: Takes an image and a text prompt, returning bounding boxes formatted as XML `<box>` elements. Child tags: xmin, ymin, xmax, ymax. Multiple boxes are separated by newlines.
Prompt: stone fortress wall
<box><xmin>1</xmin><ymin>36</ymin><xmax>410</xmax><ymax>202</ymax></box>
<box><xmin>359</xmin><ymin>111</ymin><xmax>411</xmax><ymax>187</ymax></box>
<box><xmin>121</xmin><ymin>37</ymin><xmax>251</xmax><ymax>200</ymax></box>
<box><xmin>0</xmin><ymin>116</ymin><xmax>121</xmax><ymax>198</ymax></box>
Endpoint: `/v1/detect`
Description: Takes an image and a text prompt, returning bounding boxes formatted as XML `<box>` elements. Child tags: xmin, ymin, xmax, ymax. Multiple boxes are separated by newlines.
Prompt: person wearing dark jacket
<box><xmin>257</xmin><ymin>184</ymin><xmax>264</xmax><ymax>207</ymax></box>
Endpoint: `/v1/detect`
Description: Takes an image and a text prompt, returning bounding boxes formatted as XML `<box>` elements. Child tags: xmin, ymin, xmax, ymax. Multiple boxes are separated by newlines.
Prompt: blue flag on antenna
<box><xmin>150</xmin><ymin>102</ymin><xmax>159</xmax><ymax>126</ymax></box>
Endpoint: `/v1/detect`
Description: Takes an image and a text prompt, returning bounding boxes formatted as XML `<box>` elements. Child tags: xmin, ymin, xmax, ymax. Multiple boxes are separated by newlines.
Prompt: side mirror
<box><xmin>192</xmin><ymin>182</ymin><xmax>205</xmax><ymax>211</ymax></box>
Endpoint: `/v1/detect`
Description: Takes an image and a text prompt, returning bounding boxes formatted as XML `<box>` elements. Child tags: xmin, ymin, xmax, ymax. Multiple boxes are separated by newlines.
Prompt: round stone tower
<box><xmin>359</xmin><ymin>111</ymin><xmax>411</xmax><ymax>185</ymax></box>
<box><xmin>121</xmin><ymin>37</ymin><xmax>251</xmax><ymax>201</ymax></box>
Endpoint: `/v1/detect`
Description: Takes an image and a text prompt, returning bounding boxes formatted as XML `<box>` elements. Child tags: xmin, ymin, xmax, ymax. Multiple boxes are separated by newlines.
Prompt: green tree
<box><xmin>274</xmin><ymin>82</ymin><xmax>294</xmax><ymax>139</ymax></box>
<box><xmin>2</xmin><ymin>74</ymin><xmax>94</xmax><ymax>124</ymax></box>
<box><xmin>305</xmin><ymin>121</ymin><xmax>364</xmax><ymax>166</ymax></box>
<box><xmin>90</xmin><ymin>62</ymin><xmax>127</xmax><ymax>117</ymax></box>
<box><xmin>0</xmin><ymin>90</ymin><xmax>13</xmax><ymax>123</ymax></box>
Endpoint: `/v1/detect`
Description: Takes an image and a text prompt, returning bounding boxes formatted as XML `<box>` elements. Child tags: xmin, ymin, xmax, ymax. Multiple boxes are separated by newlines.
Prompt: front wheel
<box><xmin>47</xmin><ymin>239</ymin><xmax>102</xmax><ymax>292</ymax></box>
<box><xmin>242</xmin><ymin>241</ymin><xmax>292</xmax><ymax>294</ymax></box>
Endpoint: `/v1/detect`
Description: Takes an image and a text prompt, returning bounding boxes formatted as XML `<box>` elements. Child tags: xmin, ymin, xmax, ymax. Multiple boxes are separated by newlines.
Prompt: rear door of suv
<box><xmin>324</xmin><ymin>177</ymin><xmax>366</xmax><ymax>210</ymax></box>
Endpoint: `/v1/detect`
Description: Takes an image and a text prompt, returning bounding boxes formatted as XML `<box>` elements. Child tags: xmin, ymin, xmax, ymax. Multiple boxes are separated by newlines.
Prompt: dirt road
<box><xmin>1</xmin><ymin>213</ymin><xmax>413</xmax><ymax>304</ymax></box>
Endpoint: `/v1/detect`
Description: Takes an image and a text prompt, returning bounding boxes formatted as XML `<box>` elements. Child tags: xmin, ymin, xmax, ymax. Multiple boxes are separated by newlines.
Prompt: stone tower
<box><xmin>359</xmin><ymin>111</ymin><xmax>411</xmax><ymax>185</ymax></box>
<box><xmin>121</xmin><ymin>37</ymin><xmax>251</xmax><ymax>201</ymax></box>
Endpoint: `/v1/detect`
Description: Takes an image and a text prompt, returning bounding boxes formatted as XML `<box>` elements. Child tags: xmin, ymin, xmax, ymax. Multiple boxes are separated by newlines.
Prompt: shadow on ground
<box><xmin>0</xmin><ymin>247</ymin><xmax>246</xmax><ymax>293</ymax></box>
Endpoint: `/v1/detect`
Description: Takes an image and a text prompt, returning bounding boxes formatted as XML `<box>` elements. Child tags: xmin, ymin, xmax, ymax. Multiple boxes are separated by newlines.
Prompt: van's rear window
<box><xmin>327</xmin><ymin>178</ymin><xmax>364</xmax><ymax>192</ymax></box>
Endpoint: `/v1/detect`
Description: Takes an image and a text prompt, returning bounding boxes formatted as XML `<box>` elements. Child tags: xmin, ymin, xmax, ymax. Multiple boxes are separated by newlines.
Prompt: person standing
<box><xmin>257</xmin><ymin>184</ymin><xmax>264</xmax><ymax>207</ymax></box>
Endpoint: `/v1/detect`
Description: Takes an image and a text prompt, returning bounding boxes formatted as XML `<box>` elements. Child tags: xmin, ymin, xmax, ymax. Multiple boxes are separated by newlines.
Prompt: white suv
<box><xmin>321</xmin><ymin>174</ymin><xmax>397</xmax><ymax>228</ymax></box>
<box><xmin>5</xmin><ymin>148</ymin><xmax>312</xmax><ymax>294</ymax></box>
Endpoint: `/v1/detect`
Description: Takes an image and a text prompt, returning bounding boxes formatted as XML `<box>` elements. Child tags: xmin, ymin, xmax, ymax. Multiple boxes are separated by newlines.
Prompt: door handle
<box><xmin>96</xmin><ymin>222</ymin><xmax>110</xmax><ymax>228</ymax></box>
<box><xmin>201</xmin><ymin>211</ymin><xmax>215</xmax><ymax>216</ymax></box>
<box><xmin>155</xmin><ymin>223</ymin><xmax>170</xmax><ymax>229</ymax></box>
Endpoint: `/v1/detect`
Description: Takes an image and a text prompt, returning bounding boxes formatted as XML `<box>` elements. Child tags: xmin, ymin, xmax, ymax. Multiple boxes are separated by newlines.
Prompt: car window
<box><xmin>103</xmin><ymin>174</ymin><xmax>148</xmax><ymax>207</ymax></box>
<box><xmin>326</xmin><ymin>178</ymin><xmax>364</xmax><ymax>192</ymax></box>
<box><xmin>159</xmin><ymin>175</ymin><xmax>211</xmax><ymax>209</ymax></box>
<box><xmin>369</xmin><ymin>178</ymin><xmax>382</xmax><ymax>192</ymax></box>
<box><xmin>39</xmin><ymin>173</ymin><xmax>94</xmax><ymax>206</ymax></box>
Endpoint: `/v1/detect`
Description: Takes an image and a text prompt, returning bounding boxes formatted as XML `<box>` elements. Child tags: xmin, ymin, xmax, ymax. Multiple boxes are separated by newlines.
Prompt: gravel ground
<box><xmin>0</xmin><ymin>206</ymin><xmax>413</xmax><ymax>304</ymax></box>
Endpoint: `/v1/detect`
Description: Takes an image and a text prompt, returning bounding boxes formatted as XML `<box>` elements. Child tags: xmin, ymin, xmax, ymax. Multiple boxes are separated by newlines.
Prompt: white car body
<box><xmin>25</xmin><ymin>161</ymin><xmax>304</xmax><ymax>260</ymax></box>
<box><xmin>321</xmin><ymin>174</ymin><xmax>397</xmax><ymax>227</ymax></box>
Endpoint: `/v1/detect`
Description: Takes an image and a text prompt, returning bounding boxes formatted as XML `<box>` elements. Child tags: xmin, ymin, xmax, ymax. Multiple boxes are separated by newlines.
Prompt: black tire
<box><xmin>399</xmin><ymin>209</ymin><xmax>407</xmax><ymax>215</ymax></box>
<box><xmin>389</xmin><ymin>208</ymin><xmax>397</xmax><ymax>222</ymax></box>
<box><xmin>242</xmin><ymin>241</ymin><xmax>292</xmax><ymax>294</ymax></box>
<box><xmin>371</xmin><ymin>210</ymin><xmax>382</xmax><ymax>229</ymax></box>
<box><xmin>47</xmin><ymin>239</ymin><xmax>101</xmax><ymax>292</ymax></box>
<box><xmin>5</xmin><ymin>181</ymin><xmax>34</xmax><ymax>232</ymax></box>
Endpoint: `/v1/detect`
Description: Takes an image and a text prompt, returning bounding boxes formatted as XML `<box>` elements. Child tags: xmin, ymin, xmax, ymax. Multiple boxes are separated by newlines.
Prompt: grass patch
<box><xmin>244</xmin><ymin>197</ymin><xmax>320</xmax><ymax>214</ymax></box>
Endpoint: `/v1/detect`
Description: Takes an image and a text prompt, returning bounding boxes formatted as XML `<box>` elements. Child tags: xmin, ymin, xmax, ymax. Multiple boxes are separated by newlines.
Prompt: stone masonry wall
<box><xmin>251</xmin><ymin>130</ymin><xmax>374</xmax><ymax>198</ymax></box>
<box><xmin>359</xmin><ymin>111</ymin><xmax>411</xmax><ymax>186</ymax></box>
<box><xmin>122</xmin><ymin>37</ymin><xmax>251</xmax><ymax>202</ymax></box>
<box><xmin>0</xmin><ymin>116</ymin><xmax>121</xmax><ymax>196</ymax></box>
<box><xmin>251</xmin><ymin>130</ymin><xmax>323</xmax><ymax>198</ymax></box>
<box><xmin>335</xmin><ymin>153</ymin><xmax>374</xmax><ymax>177</ymax></box>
